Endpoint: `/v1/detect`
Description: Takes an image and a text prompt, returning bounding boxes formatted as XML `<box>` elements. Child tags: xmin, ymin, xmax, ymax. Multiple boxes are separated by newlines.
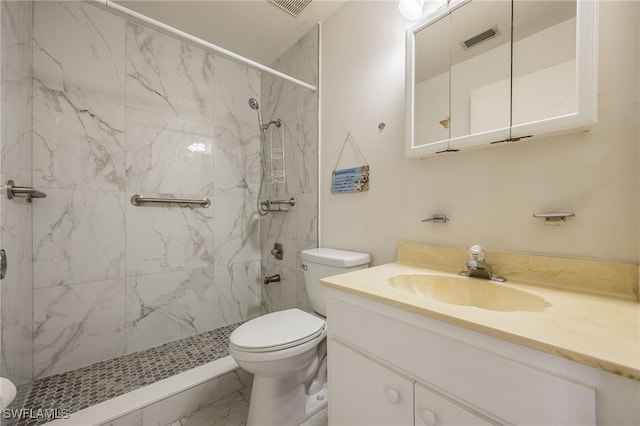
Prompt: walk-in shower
<box><xmin>0</xmin><ymin>0</ymin><xmax>318</xmax><ymax>421</ymax></box>
<box><xmin>248</xmin><ymin>97</ymin><xmax>295</xmax><ymax>215</ymax></box>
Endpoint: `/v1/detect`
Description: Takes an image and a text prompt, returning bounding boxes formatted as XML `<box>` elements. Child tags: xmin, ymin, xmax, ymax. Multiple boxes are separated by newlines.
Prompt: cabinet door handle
<box><xmin>421</xmin><ymin>408</ymin><xmax>438</xmax><ymax>426</ymax></box>
<box><xmin>385</xmin><ymin>387</ymin><xmax>401</xmax><ymax>404</ymax></box>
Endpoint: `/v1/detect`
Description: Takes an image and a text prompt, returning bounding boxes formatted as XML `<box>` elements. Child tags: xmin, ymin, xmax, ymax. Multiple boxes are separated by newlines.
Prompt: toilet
<box><xmin>229</xmin><ymin>248</ymin><xmax>370</xmax><ymax>426</ymax></box>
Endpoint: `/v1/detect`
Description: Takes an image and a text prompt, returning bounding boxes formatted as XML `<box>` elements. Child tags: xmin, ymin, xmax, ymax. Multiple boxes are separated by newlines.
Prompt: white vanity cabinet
<box><xmin>330</xmin><ymin>340</ymin><xmax>495</xmax><ymax>426</ymax></box>
<box><xmin>327</xmin><ymin>289</ymin><xmax>639</xmax><ymax>426</ymax></box>
<box><xmin>330</xmin><ymin>340</ymin><xmax>414</xmax><ymax>425</ymax></box>
<box><xmin>414</xmin><ymin>383</ymin><xmax>496</xmax><ymax>426</ymax></box>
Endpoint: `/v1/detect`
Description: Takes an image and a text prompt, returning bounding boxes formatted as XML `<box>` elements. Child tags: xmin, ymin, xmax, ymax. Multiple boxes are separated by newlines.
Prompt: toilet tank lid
<box><xmin>301</xmin><ymin>248</ymin><xmax>370</xmax><ymax>268</ymax></box>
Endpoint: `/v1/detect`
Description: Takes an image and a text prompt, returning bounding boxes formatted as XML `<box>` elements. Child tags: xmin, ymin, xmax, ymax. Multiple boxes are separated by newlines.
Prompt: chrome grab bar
<box><xmin>260</xmin><ymin>197</ymin><xmax>296</xmax><ymax>207</ymax></box>
<box><xmin>130</xmin><ymin>194</ymin><xmax>211</xmax><ymax>208</ymax></box>
<box><xmin>259</xmin><ymin>197</ymin><xmax>296</xmax><ymax>213</ymax></box>
<box><xmin>6</xmin><ymin>180</ymin><xmax>47</xmax><ymax>203</ymax></box>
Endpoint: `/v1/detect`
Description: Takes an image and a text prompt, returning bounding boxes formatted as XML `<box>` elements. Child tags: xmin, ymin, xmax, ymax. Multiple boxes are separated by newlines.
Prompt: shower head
<box><xmin>248</xmin><ymin>97</ymin><xmax>264</xmax><ymax>131</ymax></box>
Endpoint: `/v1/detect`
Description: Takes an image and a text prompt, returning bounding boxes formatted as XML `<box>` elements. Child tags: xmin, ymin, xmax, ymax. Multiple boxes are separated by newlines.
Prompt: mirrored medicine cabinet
<box><xmin>405</xmin><ymin>0</ymin><xmax>598</xmax><ymax>158</ymax></box>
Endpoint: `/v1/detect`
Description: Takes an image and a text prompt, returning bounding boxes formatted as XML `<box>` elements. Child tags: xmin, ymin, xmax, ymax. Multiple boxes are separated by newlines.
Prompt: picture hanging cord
<box><xmin>333</xmin><ymin>132</ymin><xmax>369</xmax><ymax>171</ymax></box>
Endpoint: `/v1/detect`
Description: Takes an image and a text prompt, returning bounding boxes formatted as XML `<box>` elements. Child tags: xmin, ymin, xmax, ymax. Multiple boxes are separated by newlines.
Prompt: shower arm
<box><xmin>262</xmin><ymin>119</ymin><xmax>282</xmax><ymax>131</ymax></box>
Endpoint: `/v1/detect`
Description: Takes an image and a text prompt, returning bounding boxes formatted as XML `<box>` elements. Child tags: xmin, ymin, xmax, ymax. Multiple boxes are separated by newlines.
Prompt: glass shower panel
<box><xmin>0</xmin><ymin>0</ymin><xmax>34</xmax><ymax>387</ymax></box>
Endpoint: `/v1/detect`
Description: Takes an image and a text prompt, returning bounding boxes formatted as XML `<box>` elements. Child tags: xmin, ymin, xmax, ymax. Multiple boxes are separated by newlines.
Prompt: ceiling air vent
<box><xmin>461</xmin><ymin>26</ymin><xmax>500</xmax><ymax>50</ymax></box>
<box><xmin>270</xmin><ymin>0</ymin><xmax>312</xmax><ymax>17</ymax></box>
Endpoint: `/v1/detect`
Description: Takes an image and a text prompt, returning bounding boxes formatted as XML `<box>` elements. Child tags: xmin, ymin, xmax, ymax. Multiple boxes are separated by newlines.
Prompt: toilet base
<box><xmin>247</xmin><ymin>375</ymin><xmax>328</xmax><ymax>426</ymax></box>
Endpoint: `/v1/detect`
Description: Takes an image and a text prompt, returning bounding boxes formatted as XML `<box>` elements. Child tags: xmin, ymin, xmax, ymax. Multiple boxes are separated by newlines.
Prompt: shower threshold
<box><xmin>4</xmin><ymin>322</ymin><xmax>243</xmax><ymax>426</ymax></box>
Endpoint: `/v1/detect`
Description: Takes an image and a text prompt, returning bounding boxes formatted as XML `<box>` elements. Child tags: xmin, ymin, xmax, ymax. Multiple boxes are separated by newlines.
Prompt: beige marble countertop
<box><xmin>321</xmin><ymin>262</ymin><xmax>640</xmax><ymax>381</ymax></box>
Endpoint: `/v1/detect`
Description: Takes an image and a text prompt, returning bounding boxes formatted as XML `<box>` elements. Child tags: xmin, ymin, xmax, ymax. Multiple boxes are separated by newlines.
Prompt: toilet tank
<box><xmin>301</xmin><ymin>248</ymin><xmax>370</xmax><ymax>317</ymax></box>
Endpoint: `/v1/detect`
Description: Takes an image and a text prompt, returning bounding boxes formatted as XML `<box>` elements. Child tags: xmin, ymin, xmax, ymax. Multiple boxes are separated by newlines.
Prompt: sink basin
<box><xmin>387</xmin><ymin>273</ymin><xmax>551</xmax><ymax>312</ymax></box>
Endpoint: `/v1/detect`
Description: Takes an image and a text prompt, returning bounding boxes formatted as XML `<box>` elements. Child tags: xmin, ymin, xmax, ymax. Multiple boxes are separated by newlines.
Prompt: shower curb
<box><xmin>47</xmin><ymin>356</ymin><xmax>247</xmax><ymax>426</ymax></box>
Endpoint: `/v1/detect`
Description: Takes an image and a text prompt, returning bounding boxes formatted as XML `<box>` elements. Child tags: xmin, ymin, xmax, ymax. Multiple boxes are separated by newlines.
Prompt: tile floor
<box><xmin>170</xmin><ymin>387</ymin><xmax>328</xmax><ymax>426</ymax></box>
<box><xmin>4</xmin><ymin>323</ymin><xmax>241</xmax><ymax>426</ymax></box>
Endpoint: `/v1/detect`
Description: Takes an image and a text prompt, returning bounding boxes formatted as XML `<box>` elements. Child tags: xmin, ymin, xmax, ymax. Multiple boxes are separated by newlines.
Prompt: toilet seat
<box><xmin>230</xmin><ymin>308</ymin><xmax>326</xmax><ymax>353</ymax></box>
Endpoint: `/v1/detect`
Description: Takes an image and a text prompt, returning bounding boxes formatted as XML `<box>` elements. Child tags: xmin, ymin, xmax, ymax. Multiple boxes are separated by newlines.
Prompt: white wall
<box><xmin>320</xmin><ymin>1</ymin><xmax>639</xmax><ymax>266</ymax></box>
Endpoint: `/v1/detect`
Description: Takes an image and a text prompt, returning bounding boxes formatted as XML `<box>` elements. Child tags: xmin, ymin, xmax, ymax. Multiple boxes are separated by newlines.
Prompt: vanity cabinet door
<box><xmin>328</xmin><ymin>339</ymin><xmax>414</xmax><ymax>426</ymax></box>
<box><xmin>415</xmin><ymin>383</ymin><xmax>498</xmax><ymax>426</ymax></box>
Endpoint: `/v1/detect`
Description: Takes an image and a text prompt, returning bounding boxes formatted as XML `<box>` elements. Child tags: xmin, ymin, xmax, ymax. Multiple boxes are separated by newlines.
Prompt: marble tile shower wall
<box><xmin>30</xmin><ymin>1</ymin><xmax>261</xmax><ymax>379</ymax></box>
<box><xmin>1</xmin><ymin>0</ymin><xmax>34</xmax><ymax>385</ymax></box>
<box><xmin>260</xmin><ymin>27</ymin><xmax>318</xmax><ymax>314</ymax></box>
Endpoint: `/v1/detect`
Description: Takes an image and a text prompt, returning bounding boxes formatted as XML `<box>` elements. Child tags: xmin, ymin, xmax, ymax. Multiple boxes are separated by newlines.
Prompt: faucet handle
<box><xmin>468</xmin><ymin>245</ymin><xmax>485</xmax><ymax>261</ymax></box>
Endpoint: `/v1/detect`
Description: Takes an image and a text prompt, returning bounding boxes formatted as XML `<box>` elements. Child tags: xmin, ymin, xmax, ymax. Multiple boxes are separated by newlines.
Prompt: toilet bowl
<box><xmin>230</xmin><ymin>308</ymin><xmax>327</xmax><ymax>426</ymax></box>
<box><xmin>229</xmin><ymin>248</ymin><xmax>370</xmax><ymax>426</ymax></box>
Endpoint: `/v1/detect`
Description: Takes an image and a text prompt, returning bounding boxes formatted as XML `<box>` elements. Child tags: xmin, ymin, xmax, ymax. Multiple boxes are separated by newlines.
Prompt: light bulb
<box><xmin>398</xmin><ymin>0</ymin><xmax>425</xmax><ymax>20</ymax></box>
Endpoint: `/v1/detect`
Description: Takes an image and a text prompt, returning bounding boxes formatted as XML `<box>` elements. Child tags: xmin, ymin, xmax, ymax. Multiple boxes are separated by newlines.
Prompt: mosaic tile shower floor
<box><xmin>4</xmin><ymin>323</ymin><xmax>241</xmax><ymax>426</ymax></box>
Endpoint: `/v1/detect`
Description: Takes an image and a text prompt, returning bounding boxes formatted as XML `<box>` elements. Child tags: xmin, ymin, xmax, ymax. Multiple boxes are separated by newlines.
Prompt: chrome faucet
<box><xmin>459</xmin><ymin>245</ymin><xmax>506</xmax><ymax>282</ymax></box>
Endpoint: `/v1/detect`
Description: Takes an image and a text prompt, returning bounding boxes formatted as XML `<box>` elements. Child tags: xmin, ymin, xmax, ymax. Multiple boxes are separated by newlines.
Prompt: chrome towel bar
<box><xmin>421</xmin><ymin>214</ymin><xmax>449</xmax><ymax>223</ymax></box>
<box><xmin>6</xmin><ymin>180</ymin><xmax>47</xmax><ymax>202</ymax></box>
<box><xmin>533</xmin><ymin>212</ymin><xmax>574</xmax><ymax>223</ymax></box>
<box><xmin>130</xmin><ymin>194</ymin><xmax>211</xmax><ymax>208</ymax></box>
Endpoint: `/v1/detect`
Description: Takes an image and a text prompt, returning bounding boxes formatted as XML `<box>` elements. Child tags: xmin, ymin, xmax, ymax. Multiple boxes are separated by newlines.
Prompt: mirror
<box><xmin>512</xmin><ymin>0</ymin><xmax>577</xmax><ymax>127</ymax></box>
<box><xmin>407</xmin><ymin>0</ymin><xmax>512</xmax><ymax>156</ymax></box>
<box><xmin>406</xmin><ymin>0</ymin><xmax>595</xmax><ymax>158</ymax></box>
<box><xmin>413</xmin><ymin>15</ymin><xmax>450</xmax><ymax>149</ymax></box>
<box><xmin>449</xmin><ymin>0</ymin><xmax>511</xmax><ymax>140</ymax></box>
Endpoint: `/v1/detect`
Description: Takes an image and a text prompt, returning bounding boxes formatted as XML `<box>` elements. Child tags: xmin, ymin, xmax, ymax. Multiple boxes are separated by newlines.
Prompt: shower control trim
<box><xmin>271</xmin><ymin>243</ymin><xmax>284</xmax><ymax>260</ymax></box>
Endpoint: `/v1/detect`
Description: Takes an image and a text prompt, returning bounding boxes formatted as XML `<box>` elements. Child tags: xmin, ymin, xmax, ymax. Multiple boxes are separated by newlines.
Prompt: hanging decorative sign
<box><xmin>331</xmin><ymin>165</ymin><xmax>370</xmax><ymax>194</ymax></box>
<box><xmin>331</xmin><ymin>132</ymin><xmax>370</xmax><ymax>194</ymax></box>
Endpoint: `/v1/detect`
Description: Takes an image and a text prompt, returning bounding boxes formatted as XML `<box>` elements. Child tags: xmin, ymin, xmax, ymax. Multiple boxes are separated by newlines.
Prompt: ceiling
<box><xmin>117</xmin><ymin>0</ymin><xmax>346</xmax><ymax>66</ymax></box>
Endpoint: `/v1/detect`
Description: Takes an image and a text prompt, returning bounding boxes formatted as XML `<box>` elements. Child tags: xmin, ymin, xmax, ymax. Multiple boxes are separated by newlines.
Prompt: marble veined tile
<box><xmin>1</xmin><ymin>0</ymin><xmax>32</xmax><ymax>84</ymax></box>
<box><xmin>269</xmin><ymin>25</ymin><xmax>318</xmax><ymax>90</ymax></box>
<box><xmin>213</xmin><ymin>195</ymin><xmax>260</xmax><ymax>266</ymax></box>
<box><xmin>125</xmin><ymin>22</ymin><xmax>214</xmax><ymax>123</ymax></box>
<box><xmin>261</xmin><ymin>264</ymin><xmax>297</xmax><ymax>314</ymax></box>
<box><xmin>125</xmin><ymin>268</ymin><xmax>216</xmax><ymax>353</ymax></box>
<box><xmin>126</xmin><ymin>108</ymin><xmax>213</xmax><ymax>195</ymax></box>
<box><xmin>213</xmin><ymin>56</ymin><xmax>260</xmax><ymax>131</ymax></box>
<box><xmin>294</xmin><ymin>192</ymin><xmax>318</xmax><ymax>266</ymax></box>
<box><xmin>260</xmin><ymin>202</ymin><xmax>297</xmax><ymax>272</ymax></box>
<box><xmin>212</xmin><ymin>127</ymin><xmax>261</xmax><ymax>198</ymax></box>
<box><xmin>212</xmin><ymin>261</ymin><xmax>261</xmax><ymax>328</ymax></box>
<box><xmin>33</xmin><ymin>1</ymin><xmax>125</xmax><ymax>103</ymax></box>
<box><xmin>1</xmin><ymin>81</ymin><xmax>32</xmax><ymax>185</ymax></box>
<box><xmin>261</xmin><ymin>76</ymin><xmax>317</xmax><ymax>128</ymax></box>
<box><xmin>1</xmin><ymin>185</ymin><xmax>32</xmax><ymax>295</ymax></box>
<box><xmin>32</xmin><ymin>189</ymin><xmax>126</xmax><ymax>288</ymax></box>
<box><xmin>33</xmin><ymin>279</ymin><xmax>126</xmax><ymax>379</ymax></box>
<box><xmin>125</xmin><ymin>192</ymin><xmax>214</xmax><ymax>276</ymax></box>
<box><xmin>179</xmin><ymin>391</ymin><xmax>249</xmax><ymax>426</ymax></box>
<box><xmin>1</xmin><ymin>290</ymin><xmax>33</xmax><ymax>385</ymax></box>
<box><xmin>276</xmin><ymin>111</ymin><xmax>318</xmax><ymax>197</ymax></box>
<box><xmin>33</xmin><ymin>87</ymin><xmax>126</xmax><ymax>191</ymax></box>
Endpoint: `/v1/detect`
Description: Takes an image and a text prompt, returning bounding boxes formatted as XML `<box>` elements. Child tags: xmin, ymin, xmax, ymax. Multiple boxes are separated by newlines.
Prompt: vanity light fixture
<box><xmin>399</xmin><ymin>0</ymin><xmax>425</xmax><ymax>20</ymax></box>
